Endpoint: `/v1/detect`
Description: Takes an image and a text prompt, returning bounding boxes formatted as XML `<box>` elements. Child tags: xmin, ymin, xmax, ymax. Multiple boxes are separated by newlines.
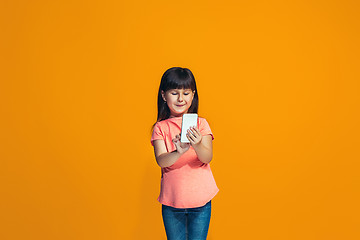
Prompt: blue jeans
<box><xmin>162</xmin><ymin>200</ymin><xmax>211</xmax><ymax>240</ymax></box>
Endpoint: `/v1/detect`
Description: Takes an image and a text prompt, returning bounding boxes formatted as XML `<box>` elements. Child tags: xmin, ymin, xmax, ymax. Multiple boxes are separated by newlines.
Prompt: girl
<box><xmin>150</xmin><ymin>67</ymin><xmax>219</xmax><ymax>240</ymax></box>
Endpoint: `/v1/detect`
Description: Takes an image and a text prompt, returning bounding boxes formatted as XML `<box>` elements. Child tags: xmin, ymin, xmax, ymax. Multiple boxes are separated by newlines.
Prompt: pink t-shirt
<box><xmin>150</xmin><ymin>116</ymin><xmax>219</xmax><ymax>208</ymax></box>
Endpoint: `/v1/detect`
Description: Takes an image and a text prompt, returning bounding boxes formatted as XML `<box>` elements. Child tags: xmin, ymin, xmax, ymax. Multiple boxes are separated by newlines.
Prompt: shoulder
<box><xmin>154</xmin><ymin>119</ymin><xmax>167</xmax><ymax>128</ymax></box>
<box><xmin>152</xmin><ymin>119</ymin><xmax>172</xmax><ymax>134</ymax></box>
<box><xmin>197</xmin><ymin>116</ymin><xmax>214</xmax><ymax>139</ymax></box>
<box><xmin>198</xmin><ymin>116</ymin><xmax>211</xmax><ymax>126</ymax></box>
<box><xmin>152</xmin><ymin>120</ymin><xmax>164</xmax><ymax>134</ymax></box>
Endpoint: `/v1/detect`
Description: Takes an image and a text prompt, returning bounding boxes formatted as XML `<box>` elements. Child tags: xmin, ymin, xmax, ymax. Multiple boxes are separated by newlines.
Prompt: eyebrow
<box><xmin>171</xmin><ymin>89</ymin><xmax>192</xmax><ymax>92</ymax></box>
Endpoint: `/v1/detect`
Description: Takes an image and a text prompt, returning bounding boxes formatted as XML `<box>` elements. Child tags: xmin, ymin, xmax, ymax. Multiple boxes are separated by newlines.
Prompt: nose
<box><xmin>178</xmin><ymin>94</ymin><xmax>184</xmax><ymax>102</ymax></box>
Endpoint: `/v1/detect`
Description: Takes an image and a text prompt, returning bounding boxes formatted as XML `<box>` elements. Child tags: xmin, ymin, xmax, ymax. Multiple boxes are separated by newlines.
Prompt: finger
<box><xmin>191</xmin><ymin>126</ymin><xmax>200</xmax><ymax>135</ymax></box>
<box><xmin>188</xmin><ymin>128</ymin><xmax>198</xmax><ymax>138</ymax></box>
<box><xmin>187</xmin><ymin>133</ymin><xmax>194</xmax><ymax>142</ymax></box>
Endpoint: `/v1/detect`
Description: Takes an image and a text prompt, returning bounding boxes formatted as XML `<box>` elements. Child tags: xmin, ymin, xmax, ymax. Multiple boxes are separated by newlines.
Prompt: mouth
<box><xmin>176</xmin><ymin>105</ymin><xmax>185</xmax><ymax>107</ymax></box>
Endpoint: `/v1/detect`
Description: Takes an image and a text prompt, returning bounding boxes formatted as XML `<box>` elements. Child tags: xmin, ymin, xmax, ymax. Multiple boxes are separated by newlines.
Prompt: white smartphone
<box><xmin>180</xmin><ymin>113</ymin><xmax>198</xmax><ymax>143</ymax></box>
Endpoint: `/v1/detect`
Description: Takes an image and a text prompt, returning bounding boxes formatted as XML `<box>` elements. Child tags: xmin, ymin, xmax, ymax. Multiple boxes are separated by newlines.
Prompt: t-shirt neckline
<box><xmin>166</xmin><ymin>117</ymin><xmax>182</xmax><ymax>121</ymax></box>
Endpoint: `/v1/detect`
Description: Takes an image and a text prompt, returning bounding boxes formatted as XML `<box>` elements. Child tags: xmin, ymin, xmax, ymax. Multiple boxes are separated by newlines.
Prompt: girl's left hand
<box><xmin>186</xmin><ymin>126</ymin><xmax>202</xmax><ymax>146</ymax></box>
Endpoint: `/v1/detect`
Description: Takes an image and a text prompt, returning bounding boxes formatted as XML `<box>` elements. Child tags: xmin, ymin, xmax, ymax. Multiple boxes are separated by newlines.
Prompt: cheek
<box><xmin>168</xmin><ymin>96</ymin><xmax>177</xmax><ymax>102</ymax></box>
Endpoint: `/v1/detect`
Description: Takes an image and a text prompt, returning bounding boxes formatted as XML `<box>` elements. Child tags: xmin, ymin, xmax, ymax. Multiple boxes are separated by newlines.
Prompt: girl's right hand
<box><xmin>172</xmin><ymin>134</ymin><xmax>190</xmax><ymax>154</ymax></box>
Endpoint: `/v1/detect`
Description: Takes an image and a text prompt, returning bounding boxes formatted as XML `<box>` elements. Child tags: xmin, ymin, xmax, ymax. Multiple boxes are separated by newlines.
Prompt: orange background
<box><xmin>1</xmin><ymin>0</ymin><xmax>359</xmax><ymax>239</ymax></box>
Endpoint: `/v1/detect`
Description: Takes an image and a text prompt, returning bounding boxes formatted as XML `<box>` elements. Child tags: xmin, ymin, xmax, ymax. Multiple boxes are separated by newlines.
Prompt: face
<box><xmin>161</xmin><ymin>88</ymin><xmax>195</xmax><ymax>118</ymax></box>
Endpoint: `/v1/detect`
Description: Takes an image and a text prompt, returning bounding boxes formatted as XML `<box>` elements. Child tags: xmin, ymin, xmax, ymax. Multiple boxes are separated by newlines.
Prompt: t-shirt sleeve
<box><xmin>200</xmin><ymin>118</ymin><xmax>214</xmax><ymax>140</ymax></box>
<box><xmin>151</xmin><ymin>122</ymin><xmax>164</xmax><ymax>146</ymax></box>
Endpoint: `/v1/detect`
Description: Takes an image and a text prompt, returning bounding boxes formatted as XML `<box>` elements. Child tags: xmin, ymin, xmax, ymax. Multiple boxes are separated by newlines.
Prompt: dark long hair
<box><xmin>151</xmin><ymin>67</ymin><xmax>199</xmax><ymax>133</ymax></box>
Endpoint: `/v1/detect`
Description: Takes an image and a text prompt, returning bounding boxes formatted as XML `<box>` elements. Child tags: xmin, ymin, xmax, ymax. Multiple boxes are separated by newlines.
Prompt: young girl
<box><xmin>150</xmin><ymin>67</ymin><xmax>219</xmax><ymax>240</ymax></box>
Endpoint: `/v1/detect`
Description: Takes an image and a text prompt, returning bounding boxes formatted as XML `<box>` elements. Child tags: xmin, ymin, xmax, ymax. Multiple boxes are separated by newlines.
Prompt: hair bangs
<box><xmin>162</xmin><ymin>68</ymin><xmax>195</xmax><ymax>92</ymax></box>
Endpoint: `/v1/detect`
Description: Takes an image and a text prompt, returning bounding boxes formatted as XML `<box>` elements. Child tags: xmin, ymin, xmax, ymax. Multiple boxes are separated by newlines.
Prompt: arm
<box><xmin>192</xmin><ymin>135</ymin><xmax>213</xmax><ymax>164</ymax></box>
<box><xmin>153</xmin><ymin>139</ymin><xmax>185</xmax><ymax>168</ymax></box>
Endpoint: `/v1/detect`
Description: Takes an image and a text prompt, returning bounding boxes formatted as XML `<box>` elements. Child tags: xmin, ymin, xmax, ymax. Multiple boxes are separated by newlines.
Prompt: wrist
<box><xmin>191</xmin><ymin>142</ymin><xmax>201</xmax><ymax>150</ymax></box>
<box><xmin>176</xmin><ymin>150</ymin><xmax>184</xmax><ymax>155</ymax></box>
<box><xmin>176</xmin><ymin>148</ymin><xmax>189</xmax><ymax>155</ymax></box>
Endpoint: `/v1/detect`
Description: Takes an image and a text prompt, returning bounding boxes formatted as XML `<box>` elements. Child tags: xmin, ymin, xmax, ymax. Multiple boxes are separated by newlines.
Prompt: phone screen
<box><xmin>180</xmin><ymin>113</ymin><xmax>198</xmax><ymax>143</ymax></box>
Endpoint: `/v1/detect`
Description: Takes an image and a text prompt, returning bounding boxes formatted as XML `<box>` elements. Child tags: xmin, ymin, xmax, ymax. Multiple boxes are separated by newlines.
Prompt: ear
<box><xmin>161</xmin><ymin>90</ymin><xmax>166</xmax><ymax>101</ymax></box>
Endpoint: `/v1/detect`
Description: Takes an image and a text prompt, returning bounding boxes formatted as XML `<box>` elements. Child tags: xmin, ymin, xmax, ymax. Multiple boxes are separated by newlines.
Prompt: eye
<box><xmin>171</xmin><ymin>91</ymin><xmax>190</xmax><ymax>95</ymax></box>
